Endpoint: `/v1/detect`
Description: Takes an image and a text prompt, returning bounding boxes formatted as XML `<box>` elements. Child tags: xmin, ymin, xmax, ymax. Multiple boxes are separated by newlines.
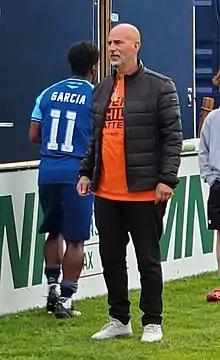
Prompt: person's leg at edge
<box><xmin>91</xmin><ymin>196</ymin><xmax>132</xmax><ymax>340</ymax></box>
<box><xmin>124</xmin><ymin>201</ymin><xmax>165</xmax><ymax>343</ymax></box>
<box><xmin>216</xmin><ymin>230</ymin><xmax>220</xmax><ymax>277</ymax></box>
<box><xmin>54</xmin><ymin>184</ymin><xmax>93</xmax><ymax>319</ymax></box>
<box><xmin>207</xmin><ymin>181</ymin><xmax>220</xmax><ymax>279</ymax></box>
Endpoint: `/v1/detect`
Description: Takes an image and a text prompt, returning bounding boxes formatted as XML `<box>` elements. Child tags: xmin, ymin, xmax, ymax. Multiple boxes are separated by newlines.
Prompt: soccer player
<box><xmin>29</xmin><ymin>41</ymin><xmax>99</xmax><ymax>318</ymax></box>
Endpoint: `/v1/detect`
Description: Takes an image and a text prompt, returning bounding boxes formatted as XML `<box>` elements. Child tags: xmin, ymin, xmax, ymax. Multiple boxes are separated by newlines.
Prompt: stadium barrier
<box><xmin>0</xmin><ymin>145</ymin><xmax>216</xmax><ymax>314</ymax></box>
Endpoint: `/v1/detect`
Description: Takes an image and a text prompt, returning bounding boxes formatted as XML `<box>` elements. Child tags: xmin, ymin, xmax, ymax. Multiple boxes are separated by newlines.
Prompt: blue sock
<box><xmin>44</xmin><ymin>265</ymin><xmax>61</xmax><ymax>285</ymax></box>
<box><xmin>60</xmin><ymin>280</ymin><xmax>78</xmax><ymax>298</ymax></box>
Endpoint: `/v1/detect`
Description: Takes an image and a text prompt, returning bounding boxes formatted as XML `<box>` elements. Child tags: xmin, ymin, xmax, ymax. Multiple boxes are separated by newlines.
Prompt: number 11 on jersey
<box><xmin>47</xmin><ymin>109</ymin><xmax>77</xmax><ymax>153</ymax></box>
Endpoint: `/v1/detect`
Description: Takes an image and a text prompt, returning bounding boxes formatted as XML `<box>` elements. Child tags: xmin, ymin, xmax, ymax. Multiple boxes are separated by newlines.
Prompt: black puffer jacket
<box><xmin>79</xmin><ymin>62</ymin><xmax>183</xmax><ymax>191</ymax></box>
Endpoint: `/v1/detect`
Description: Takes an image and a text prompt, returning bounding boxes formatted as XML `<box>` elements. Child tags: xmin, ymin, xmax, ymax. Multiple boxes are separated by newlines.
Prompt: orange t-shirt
<box><xmin>95</xmin><ymin>75</ymin><xmax>155</xmax><ymax>201</ymax></box>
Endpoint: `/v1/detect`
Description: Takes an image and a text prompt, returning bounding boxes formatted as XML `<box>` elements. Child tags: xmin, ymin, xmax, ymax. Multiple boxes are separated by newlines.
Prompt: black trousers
<box><xmin>94</xmin><ymin>196</ymin><xmax>166</xmax><ymax>327</ymax></box>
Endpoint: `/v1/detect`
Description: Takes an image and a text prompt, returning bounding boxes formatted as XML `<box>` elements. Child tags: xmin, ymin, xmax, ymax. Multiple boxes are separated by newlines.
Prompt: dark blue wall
<box><xmin>0</xmin><ymin>0</ymin><xmax>96</xmax><ymax>163</ymax></box>
<box><xmin>0</xmin><ymin>0</ymin><xmax>219</xmax><ymax>162</ymax></box>
<box><xmin>195</xmin><ymin>0</ymin><xmax>220</xmax><ymax>120</ymax></box>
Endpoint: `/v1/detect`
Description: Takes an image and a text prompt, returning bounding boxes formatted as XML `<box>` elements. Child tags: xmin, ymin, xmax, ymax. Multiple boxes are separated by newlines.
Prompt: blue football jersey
<box><xmin>31</xmin><ymin>78</ymin><xmax>94</xmax><ymax>184</ymax></box>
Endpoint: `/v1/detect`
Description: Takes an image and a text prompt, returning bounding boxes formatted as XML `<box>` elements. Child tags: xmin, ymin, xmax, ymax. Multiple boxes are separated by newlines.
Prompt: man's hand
<box><xmin>76</xmin><ymin>176</ymin><xmax>91</xmax><ymax>196</ymax></box>
<box><xmin>155</xmin><ymin>183</ymin><xmax>173</xmax><ymax>204</ymax></box>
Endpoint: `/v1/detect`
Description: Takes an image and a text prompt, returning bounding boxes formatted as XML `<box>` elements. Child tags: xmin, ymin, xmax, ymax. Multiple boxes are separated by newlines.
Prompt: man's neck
<box><xmin>117</xmin><ymin>61</ymin><xmax>139</xmax><ymax>76</ymax></box>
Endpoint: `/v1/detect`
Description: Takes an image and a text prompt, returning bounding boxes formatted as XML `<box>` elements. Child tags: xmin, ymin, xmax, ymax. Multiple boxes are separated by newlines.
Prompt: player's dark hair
<box><xmin>68</xmin><ymin>41</ymin><xmax>99</xmax><ymax>77</ymax></box>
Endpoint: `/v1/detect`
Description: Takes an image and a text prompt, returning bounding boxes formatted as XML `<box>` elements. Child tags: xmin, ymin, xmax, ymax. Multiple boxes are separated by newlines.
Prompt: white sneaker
<box><xmin>141</xmin><ymin>324</ymin><xmax>163</xmax><ymax>343</ymax></box>
<box><xmin>91</xmin><ymin>318</ymin><xmax>133</xmax><ymax>340</ymax></box>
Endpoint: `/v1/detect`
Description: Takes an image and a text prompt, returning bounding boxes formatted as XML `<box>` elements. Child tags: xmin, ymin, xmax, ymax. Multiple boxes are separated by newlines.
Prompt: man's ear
<box><xmin>134</xmin><ymin>41</ymin><xmax>141</xmax><ymax>52</ymax></box>
<box><xmin>91</xmin><ymin>64</ymin><xmax>99</xmax><ymax>84</ymax></box>
<box><xmin>92</xmin><ymin>64</ymin><xmax>98</xmax><ymax>75</ymax></box>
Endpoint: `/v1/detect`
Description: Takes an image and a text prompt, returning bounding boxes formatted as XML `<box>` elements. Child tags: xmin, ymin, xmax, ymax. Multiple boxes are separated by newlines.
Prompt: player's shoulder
<box><xmin>36</xmin><ymin>78</ymin><xmax>94</xmax><ymax>105</ymax></box>
<box><xmin>36</xmin><ymin>79</ymin><xmax>69</xmax><ymax>102</ymax></box>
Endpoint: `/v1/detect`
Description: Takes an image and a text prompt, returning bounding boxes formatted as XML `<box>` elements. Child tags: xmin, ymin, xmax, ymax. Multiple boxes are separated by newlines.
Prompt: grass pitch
<box><xmin>0</xmin><ymin>272</ymin><xmax>219</xmax><ymax>360</ymax></box>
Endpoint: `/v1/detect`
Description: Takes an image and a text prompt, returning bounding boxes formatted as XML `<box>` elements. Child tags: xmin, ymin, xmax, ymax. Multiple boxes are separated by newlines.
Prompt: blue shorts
<box><xmin>38</xmin><ymin>183</ymin><xmax>94</xmax><ymax>243</ymax></box>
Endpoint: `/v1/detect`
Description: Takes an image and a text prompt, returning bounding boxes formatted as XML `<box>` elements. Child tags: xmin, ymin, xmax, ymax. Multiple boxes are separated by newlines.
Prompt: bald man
<box><xmin>77</xmin><ymin>23</ymin><xmax>182</xmax><ymax>342</ymax></box>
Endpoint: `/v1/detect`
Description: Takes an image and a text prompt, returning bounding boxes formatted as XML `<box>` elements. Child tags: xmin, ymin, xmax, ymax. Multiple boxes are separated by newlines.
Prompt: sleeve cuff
<box><xmin>158</xmin><ymin>177</ymin><xmax>179</xmax><ymax>189</ymax></box>
<box><xmin>205</xmin><ymin>175</ymin><xmax>216</xmax><ymax>186</ymax></box>
<box><xmin>31</xmin><ymin>118</ymin><xmax>42</xmax><ymax>123</ymax></box>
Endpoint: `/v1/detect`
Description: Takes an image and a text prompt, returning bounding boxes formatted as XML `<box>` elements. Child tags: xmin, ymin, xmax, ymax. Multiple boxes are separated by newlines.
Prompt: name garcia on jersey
<box><xmin>51</xmin><ymin>91</ymin><xmax>86</xmax><ymax>105</ymax></box>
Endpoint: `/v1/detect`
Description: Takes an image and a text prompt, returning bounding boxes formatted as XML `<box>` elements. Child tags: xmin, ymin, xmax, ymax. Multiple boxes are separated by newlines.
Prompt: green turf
<box><xmin>0</xmin><ymin>272</ymin><xmax>220</xmax><ymax>360</ymax></box>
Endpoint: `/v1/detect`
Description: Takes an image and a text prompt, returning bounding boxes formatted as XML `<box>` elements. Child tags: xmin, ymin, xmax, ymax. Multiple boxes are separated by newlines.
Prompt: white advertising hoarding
<box><xmin>0</xmin><ymin>154</ymin><xmax>217</xmax><ymax>314</ymax></box>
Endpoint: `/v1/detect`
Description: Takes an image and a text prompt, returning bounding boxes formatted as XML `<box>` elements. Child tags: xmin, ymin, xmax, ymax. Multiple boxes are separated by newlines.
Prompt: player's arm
<box><xmin>29</xmin><ymin>121</ymin><xmax>41</xmax><ymax>143</ymax></box>
<box><xmin>29</xmin><ymin>95</ymin><xmax>43</xmax><ymax>143</ymax></box>
<box><xmin>77</xmin><ymin>124</ymin><xmax>95</xmax><ymax>196</ymax></box>
<box><xmin>78</xmin><ymin>122</ymin><xmax>95</xmax><ymax>179</ymax></box>
<box><xmin>78</xmin><ymin>85</ymin><xmax>98</xmax><ymax>180</ymax></box>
